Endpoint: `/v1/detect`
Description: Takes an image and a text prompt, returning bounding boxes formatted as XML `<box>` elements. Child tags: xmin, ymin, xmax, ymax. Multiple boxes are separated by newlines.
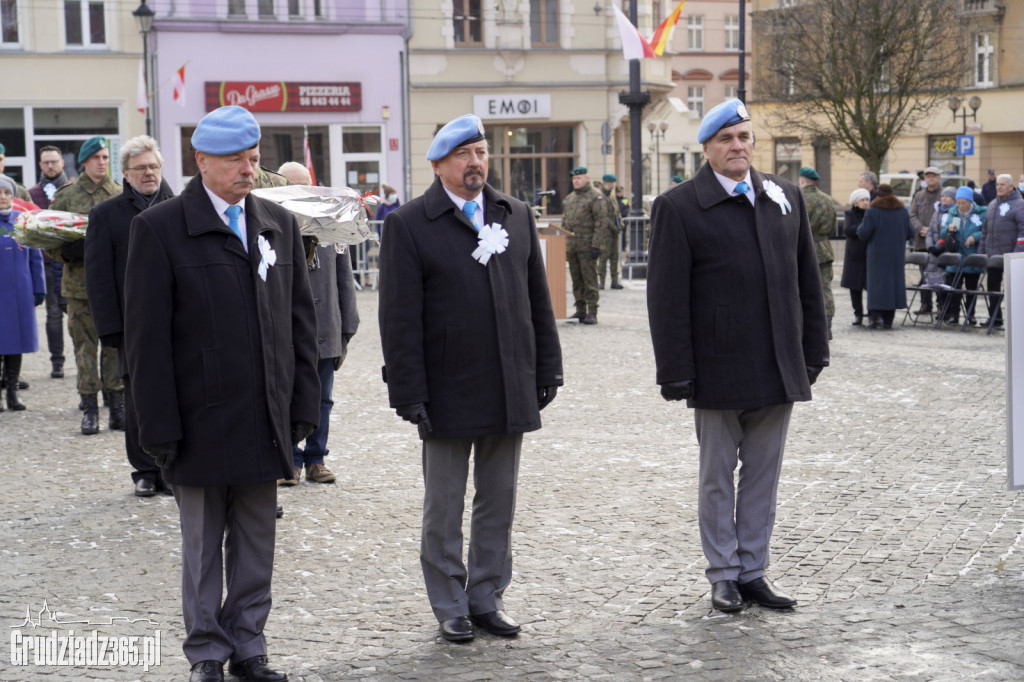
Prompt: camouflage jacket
<box><xmin>802</xmin><ymin>184</ymin><xmax>836</xmax><ymax>264</ymax></box>
<box><xmin>598</xmin><ymin>186</ymin><xmax>621</xmax><ymax>232</ymax></box>
<box><xmin>47</xmin><ymin>173</ymin><xmax>122</xmax><ymax>299</ymax></box>
<box><xmin>254</xmin><ymin>166</ymin><xmax>288</xmax><ymax>189</ymax></box>
<box><xmin>563</xmin><ymin>185</ymin><xmax>613</xmax><ymax>248</ymax></box>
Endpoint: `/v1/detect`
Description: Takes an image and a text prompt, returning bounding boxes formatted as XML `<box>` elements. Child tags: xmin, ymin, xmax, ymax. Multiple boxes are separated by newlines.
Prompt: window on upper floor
<box><xmin>779</xmin><ymin>0</ymin><xmax>795</xmax><ymax>7</ymax></box>
<box><xmin>975</xmin><ymin>33</ymin><xmax>993</xmax><ymax>87</ymax></box>
<box><xmin>259</xmin><ymin>0</ymin><xmax>275</xmax><ymax>19</ymax></box>
<box><xmin>454</xmin><ymin>0</ymin><xmax>482</xmax><ymax>46</ymax></box>
<box><xmin>228</xmin><ymin>0</ymin><xmax>246</xmax><ymax>18</ymax></box>
<box><xmin>1</xmin><ymin>0</ymin><xmax>19</xmax><ymax>46</ymax></box>
<box><xmin>531</xmin><ymin>0</ymin><xmax>558</xmax><ymax>47</ymax></box>
<box><xmin>724</xmin><ymin>15</ymin><xmax>740</xmax><ymax>51</ymax></box>
<box><xmin>687</xmin><ymin>86</ymin><xmax>705</xmax><ymax>118</ymax></box>
<box><xmin>724</xmin><ymin>85</ymin><xmax>738</xmax><ymax>100</ymax></box>
<box><xmin>65</xmin><ymin>1</ymin><xmax>106</xmax><ymax>48</ymax></box>
<box><xmin>687</xmin><ymin>16</ymin><xmax>703</xmax><ymax>51</ymax></box>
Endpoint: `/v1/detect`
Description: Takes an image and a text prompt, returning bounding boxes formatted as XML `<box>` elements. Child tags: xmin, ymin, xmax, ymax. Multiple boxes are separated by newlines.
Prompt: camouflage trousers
<box><xmin>819</xmin><ymin>261</ymin><xmax>835</xmax><ymax>319</ymax></box>
<box><xmin>567</xmin><ymin>238</ymin><xmax>600</xmax><ymax>314</ymax></box>
<box><xmin>67</xmin><ymin>297</ymin><xmax>123</xmax><ymax>395</ymax></box>
<box><xmin>598</xmin><ymin>230</ymin><xmax>620</xmax><ymax>287</ymax></box>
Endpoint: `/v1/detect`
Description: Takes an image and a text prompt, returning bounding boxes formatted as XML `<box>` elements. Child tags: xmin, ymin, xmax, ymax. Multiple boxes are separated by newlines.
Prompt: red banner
<box><xmin>205</xmin><ymin>82</ymin><xmax>362</xmax><ymax>113</ymax></box>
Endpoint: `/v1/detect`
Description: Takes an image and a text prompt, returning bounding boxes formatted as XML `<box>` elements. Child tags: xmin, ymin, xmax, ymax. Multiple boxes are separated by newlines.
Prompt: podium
<box><xmin>537</xmin><ymin>223</ymin><xmax>571</xmax><ymax>320</ymax></box>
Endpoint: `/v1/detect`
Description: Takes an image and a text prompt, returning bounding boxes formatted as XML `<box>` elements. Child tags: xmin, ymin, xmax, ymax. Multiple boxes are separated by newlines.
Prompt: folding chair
<box><xmin>901</xmin><ymin>251</ymin><xmax>935</xmax><ymax>327</ymax></box>
<box><xmin>933</xmin><ymin>253</ymin><xmax>963</xmax><ymax>328</ymax></box>
<box><xmin>981</xmin><ymin>254</ymin><xmax>1004</xmax><ymax>335</ymax></box>
<box><xmin>936</xmin><ymin>253</ymin><xmax>987</xmax><ymax>330</ymax></box>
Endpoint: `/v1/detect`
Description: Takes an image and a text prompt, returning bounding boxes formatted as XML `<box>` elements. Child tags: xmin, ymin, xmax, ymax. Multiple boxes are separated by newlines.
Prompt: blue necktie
<box><xmin>734</xmin><ymin>181</ymin><xmax>750</xmax><ymax>196</ymax></box>
<box><xmin>225</xmin><ymin>205</ymin><xmax>244</xmax><ymax>248</ymax></box>
<box><xmin>463</xmin><ymin>201</ymin><xmax>479</xmax><ymax>231</ymax></box>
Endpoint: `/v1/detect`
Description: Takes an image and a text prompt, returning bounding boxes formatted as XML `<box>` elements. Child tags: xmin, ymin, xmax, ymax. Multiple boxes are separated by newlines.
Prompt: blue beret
<box><xmin>78</xmin><ymin>136</ymin><xmax>108</xmax><ymax>164</ymax></box>
<box><xmin>602</xmin><ymin>173</ymin><xmax>617</xmax><ymax>182</ymax></box>
<box><xmin>955</xmin><ymin>186</ymin><xmax>975</xmax><ymax>202</ymax></box>
<box><xmin>192</xmin><ymin>106</ymin><xmax>261</xmax><ymax>155</ymax></box>
<box><xmin>571</xmin><ymin>167</ymin><xmax>588</xmax><ymax>176</ymax></box>
<box><xmin>799</xmin><ymin>167</ymin><xmax>820</xmax><ymax>180</ymax></box>
<box><xmin>426</xmin><ymin>114</ymin><xmax>486</xmax><ymax>161</ymax></box>
<box><xmin>697</xmin><ymin>98</ymin><xmax>751</xmax><ymax>144</ymax></box>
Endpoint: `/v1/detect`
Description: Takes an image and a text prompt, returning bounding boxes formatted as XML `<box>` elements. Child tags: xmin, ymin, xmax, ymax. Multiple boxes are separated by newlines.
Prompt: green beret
<box><xmin>78</xmin><ymin>136</ymin><xmax>108</xmax><ymax>164</ymax></box>
<box><xmin>571</xmin><ymin>167</ymin><xmax>588</xmax><ymax>176</ymax></box>
<box><xmin>0</xmin><ymin>142</ymin><xmax>5</xmax><ymax>155</ymax></box>
<box><xmin>671</xmin><ymin>176</ymin><xmax>684</xmax><ymax>184</ymax></box>
<box><xmin>602</xmin><ymin>173</ymin><xmax>617</xmax><ymax>183</ymax></box>
<box><xmin>799</xmin><ymin>167</ymin><xmax>820</xmax><ymax>181</ymax></box>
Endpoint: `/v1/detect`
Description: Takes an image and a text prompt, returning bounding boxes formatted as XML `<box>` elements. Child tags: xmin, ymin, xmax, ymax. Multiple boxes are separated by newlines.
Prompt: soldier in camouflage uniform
<box><xmin>597</xmin><ymin>173</ymin><xmax>623</xmax><ymax>290</ymax></box>
<box><xmin>254</xmin><ymin>165</ymin><xmax>288</xmax><ymax>188</ymax></box>
<box><xmin>563</xmin><ymin>167</ymin><xmax>613</xmax><ymax>324</ymax></box>
<box><xmin>46</xmin><ymin>136</ymin><xmax>123</xmax><ymax>435</ymax></box>
<box><xmin>799</xmin><ymin>167</ymin><xmax>837</xmax><ymax>339</ymax></box>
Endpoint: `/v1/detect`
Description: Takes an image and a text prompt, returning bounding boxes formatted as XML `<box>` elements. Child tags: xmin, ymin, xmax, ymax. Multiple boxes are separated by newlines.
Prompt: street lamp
<box><xmin>948</xmin><ymin>95</ymin><xmax>981</xmax><ymax>175</ymax></box>
<box><xmin>647</xmin><ymin>120</ymin><xmax>669</xmax><ymax>195</ymax></box>
<box><xmin>133</xmin><ymin>0</ymin><xmax>155</xmax><ymax>137</ymax></box>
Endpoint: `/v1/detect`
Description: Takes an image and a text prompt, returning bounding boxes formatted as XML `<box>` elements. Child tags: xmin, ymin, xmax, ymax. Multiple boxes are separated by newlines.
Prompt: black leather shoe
<box><xmin>710</xmin><ymin>580</ymin><xmax>743</xmax><ymax>612</ymax></box>
<box><xmin>276</xmin><ymin>505</ymin><xmax>284</xmax><ymax>519</ymax></box>
<box><xmin>611</xmin><ymin>283</ymin><xmax>624</xmax><ymax>289</ymax></box>
<box><xmin>189</xmin><ymin>660</ymin><xmax>224</xmax><ymax>682</ymax></box>
<box><xmin>738</xmin><ymin>577</ymin><xmax>796</xmax><ymax>609</ymax></box>
<box><xmin>439</xmin><ymin>616</ymin><xmax>474</xmax><ymax>642</ymax></box>
<box><xmin>134</xmin><ymin>479</ymin><xmax>157</xmax><ymax>497</ymax></box>
<box><xmin>471</xmin><ymin>610</ymin><xmax>521</xmax><ymax>636</ymax></box>
<box><xmin>228</xmin><ymin>655</ymin><xmax>287</xmax><ymax>681</ymax></box>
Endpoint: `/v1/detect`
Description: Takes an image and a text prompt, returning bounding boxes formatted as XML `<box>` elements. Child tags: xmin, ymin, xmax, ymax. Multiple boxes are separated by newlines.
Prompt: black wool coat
<box><xmin>123</xmin><ymin>176</ymin><xmax>320</xmax><ymax>486</ymax></box>
<box><xmin>857</xmin><ymin>195</ymin><xmax>914</xmax><ymax>311</ymax></box>
<box><xmin>647</xmin><ymin>163</ymin><xmax>830</xmax><ymax>411</ymax></box>
<box><xmin>378</xmin><ymin>178</ymin><xmax>563</xmax><ymax>439</ymax></box>
<box><xmin>841</xmin><ymin>207</ymin><xmax>868</xmax><ymax>291</ymax></box>
<box><xmin>85</xmin><ymin>180</ymin><xmax>175</xmax><ymax>377</ymax></box>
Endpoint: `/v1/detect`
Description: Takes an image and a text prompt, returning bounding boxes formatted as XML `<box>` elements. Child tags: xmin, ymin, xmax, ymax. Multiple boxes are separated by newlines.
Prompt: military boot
<box><xmin>4</xmin><ymin>356</ymin><xmax>25</xmax><ymax>411</ymax></box>
<box><xmin>582</xmin><ymin>312</ymin><xmax>598</xmax><ymax>325</ymax></box>
<box><xmin>108</xmin><ymin>391</ymin><xmax>126</xmax><ymax>431</ymax></box>
<box><xmin>81</xmin><ymin>394</ymin><xmax>100</xmax><ymax>435</ymax></box>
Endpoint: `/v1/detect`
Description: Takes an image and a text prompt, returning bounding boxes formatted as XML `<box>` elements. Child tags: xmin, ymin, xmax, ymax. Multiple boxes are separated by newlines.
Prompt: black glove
<box><xmin>100</xmin><ymin>332</ymin><xmax>123</xmax><ymax>349</ymax></box>
<box><xmin>333</xmin><ymin>356</ymin><xmax>343</xmax><ymax>371</ymax></box>
<box><xmin>34</xmin><ymin>293</ymin><xmax>45</xmax><ymax>306</ymax></box>
<box><xmin>395</xmin><ymin>403</ymin><xmax>432</xmax><ymax>433</ymax></box>
<box><xmin>660</xmin><ymin>379</ymin><xmax>695</xmax><ymax>401</ymax></box>
<box><xmin>590</xmin><ymin>246</ymin><xmax>601</xmax><ymax>259</ymax></box>
<box><xmin>537</xmin><ymin>385</ymin><xmax>558</xmax><ymax>410</ymax></box>
<box><xmin>291</xmin><ymin>421</ymin><xmax>315</xmax><ymax>446</ymax></box>
<box><xmin>806</xmin><ymin>365</ymin><xmax>823</xmax><ymax>386</ymax></box>
<box><xmin>61</xmin><ymin>239</ymin><xmax>85</xmax><ymax>261</ymax></box>
<box><xmin>143</xmin><ymin>441</ymin><xmax>179</xmax><ymax>469</ymax></box>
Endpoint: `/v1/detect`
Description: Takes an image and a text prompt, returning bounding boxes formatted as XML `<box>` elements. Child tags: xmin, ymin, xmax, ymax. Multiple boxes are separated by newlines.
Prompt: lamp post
<box><xmin>948</xmin><ymin>95</ymin><xmax>981</xmax><ymax>176</ymax></box>
<box><xmin>647</xmin><ymin>121</ymin><xmax>668</xmax><ymax>195</ymax></box>
<box><xmin>133</xmin><ymin>0</ymin><xmax>155</xmax><ymax>137</ymax></box>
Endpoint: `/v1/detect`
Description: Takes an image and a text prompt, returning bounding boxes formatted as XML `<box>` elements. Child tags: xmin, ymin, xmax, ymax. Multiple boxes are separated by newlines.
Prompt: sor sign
<box><xmin>474</xmin><ymin>94</ymin><xmax>551</xmax><ymax>120</ymax></box>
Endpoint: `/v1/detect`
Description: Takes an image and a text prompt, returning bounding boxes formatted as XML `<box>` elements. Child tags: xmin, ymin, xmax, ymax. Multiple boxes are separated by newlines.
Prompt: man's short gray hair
<box><xmin>120</xmin><ymin>135</ymin><xmax>163</xmax><ymax>170</ymax></box>
<box><xmin>277</xmin><ymin>161</ymin><xmax>311</xmax><ymax>185</ymax></box>
<box><xmin>998</xmin><ymin>173</ymin><xmax>1014</xmax><ymax>184</ymax></box>
<box><xmin>860</xmin><ymin>171</ymin><xmax>878</xmax><ymax>186</ymax></box>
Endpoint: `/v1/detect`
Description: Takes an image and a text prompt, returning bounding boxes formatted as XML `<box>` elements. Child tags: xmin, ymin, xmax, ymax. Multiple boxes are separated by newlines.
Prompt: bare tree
<box><xmin>752</xmin><ymin>0</ymin><xmax>971</xmax><ymax>175</ymax></box>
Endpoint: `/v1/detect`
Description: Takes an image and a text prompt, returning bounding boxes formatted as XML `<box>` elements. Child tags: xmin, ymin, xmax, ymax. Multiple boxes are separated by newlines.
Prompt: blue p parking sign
<box><xmin>957</xmin><ymin>135</ymin><xmax>975</xmax><ymax>156</ymax></box>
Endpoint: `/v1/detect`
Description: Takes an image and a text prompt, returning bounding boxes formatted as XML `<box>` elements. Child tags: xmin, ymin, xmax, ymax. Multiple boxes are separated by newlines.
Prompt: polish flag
<box><xmin>303</xmin><ymin>126</ymin><xmax>317</xmax><ymax>186</ymax></box>
<box><xmin>172</xmin><ymin>64</ymin><xmax>186</xmax><ymax>108</ymax></box>
<box><xmin>136</xmin><ymin>61</ymin><xmax>147</xmax><ymax>113</ymax></box>
<box><xmin>612</xmin><ymin>5</ymin><xmax>655</xmax><ymax>60</ymax></box>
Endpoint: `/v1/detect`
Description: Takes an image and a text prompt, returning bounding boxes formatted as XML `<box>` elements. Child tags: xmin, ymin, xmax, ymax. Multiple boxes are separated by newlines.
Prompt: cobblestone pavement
<box><xmin>2</xmin><ymin>272</ymin><xmax>1022</xmax><ymax>681</ymax></box>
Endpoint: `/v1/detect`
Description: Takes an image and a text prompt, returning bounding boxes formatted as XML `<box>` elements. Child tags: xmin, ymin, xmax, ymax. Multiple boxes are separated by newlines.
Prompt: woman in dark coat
<box><xmin>0</xmin><ymin>176</ymin><xmax>45</xmax><ymax>411</ymax></box>
<box><xmin>857</xmin><ymin>184</ymin><xmax>914</xmax><ymax>329</ymax></box>
<box><xmin>841</xmin><ymin>187</ymin><xmax>871</xmax><ymax>325</ymax></box>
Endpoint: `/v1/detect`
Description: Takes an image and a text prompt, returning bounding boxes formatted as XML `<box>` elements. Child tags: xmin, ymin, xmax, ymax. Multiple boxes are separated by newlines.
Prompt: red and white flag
<box><xmin>303</xmin><ymin>126</ymin><xmax>317</xmax><ymax>186</ymax></box>
<box><xmin>136</xmin><ymin>61</ymin><xmax>147</xmax><ymax>113</ymax></box>
<box><xmin>172</xmin><ymin>64</ymin><xmax>186</xmax><ymax>108</ymax></box>
<box><xmin>612</xmin><ymin>4</ymin><xmax>655</xmax><ymax>60</ymax></box>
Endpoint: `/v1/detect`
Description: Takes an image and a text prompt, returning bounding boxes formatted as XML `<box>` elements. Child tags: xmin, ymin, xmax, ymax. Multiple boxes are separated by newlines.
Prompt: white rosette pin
<box><xmin>257</xmin><ymin>234</ymin><xmax>277</xmax><ymax>281</ymax></box>
<box><xmin>472</xmin><ymin>223</ymin><xmax>509</xmax><ymax>266</ymax></box>
<box><xmin>1001</xmin><ymin>203</ymin><xmax>1010</xmax><ymax>217</ymax></box>
<box><xmin>762</xmin><ymin>179</ymin><xmax>792</xmax><ymax>215</ymax></box>
<box><xmin>971</xmin><ymin>214</ymin><xmax>982</xmax><ymax>227</ymax></box>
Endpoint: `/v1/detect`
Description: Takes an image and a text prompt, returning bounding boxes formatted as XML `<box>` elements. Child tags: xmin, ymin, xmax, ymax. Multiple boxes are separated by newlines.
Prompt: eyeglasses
<box><xmin>40</xmin><ymin>160</ymin><xmax>62</xmax><ymax>166</ymax></box>
<box><xmin>126</xmin><ymin>164</ymin><xmax>161</xmax><ymax>173</ymax></box>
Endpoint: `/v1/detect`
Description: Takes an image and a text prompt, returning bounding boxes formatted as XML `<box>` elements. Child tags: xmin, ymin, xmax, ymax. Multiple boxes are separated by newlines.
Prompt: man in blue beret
<box><xmin>379</xmin><ymin>113</ymin><xmax>563</xmax><ymax>642</ymax></box>
<box><xmin>647</xmin><ymin>98</ymin><xmax>829</xmax><ymax>614</ymax></box>
<box><xmin>124</xmin><ymin>105</ymin><xmax>320</xmax><ymax>682</ymax></box>
<box><xmin>799</xmin><ymin>166</ymin><xmax>837</xmax><ymax>338</ymax></box>
<box><xmin>598</xmin><ymin>173</ymin><xmax>623</xmax><ymax>289</ymax></box>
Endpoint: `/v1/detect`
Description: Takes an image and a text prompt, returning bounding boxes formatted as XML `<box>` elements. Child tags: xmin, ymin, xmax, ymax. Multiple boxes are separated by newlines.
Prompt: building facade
<box><xmin>406</xmin><ymin>1</ymin><xmax>675</xmax><ymax>214</ymax></box>
<box><xmin>748</xmin><ymin>0</ymin><xmax>1024</xmax><ymax>203</ymax></box>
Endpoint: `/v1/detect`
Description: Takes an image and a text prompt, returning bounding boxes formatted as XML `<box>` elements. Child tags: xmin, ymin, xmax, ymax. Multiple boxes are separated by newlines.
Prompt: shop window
<box><xmin>35</xmin><ymin>107</ymin><xmax>118</xmax><ymax>136</ymax></box>
<box><xmin>486</xmin><ymin>124</ymin><xmax>575</xmax><ymax>215</ymax></box>
<box><xmin>65</xmin><ymin>0</ymin><xmax>106</xmax><ymax>47</ymax></box>
<box><xmin>531</xmin><ymin>0</ymin><xmax>558</xmax><ymax>47</ymax></box>
<box><xmin>454</xmin><ymin>0</ymin><xmax>482</xmax><ymax>46</ymax></box>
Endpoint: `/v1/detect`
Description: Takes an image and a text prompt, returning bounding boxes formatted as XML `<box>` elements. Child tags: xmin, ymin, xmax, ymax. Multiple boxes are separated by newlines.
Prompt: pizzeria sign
<box><xmin>205</xmin><ymin>81</ymin><xmax>362</xmax><ymax>112</ymax></box>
